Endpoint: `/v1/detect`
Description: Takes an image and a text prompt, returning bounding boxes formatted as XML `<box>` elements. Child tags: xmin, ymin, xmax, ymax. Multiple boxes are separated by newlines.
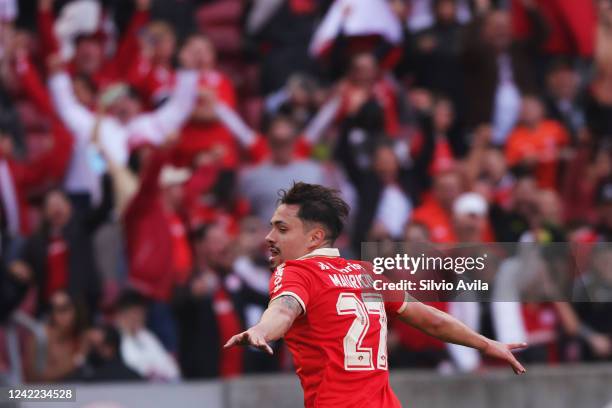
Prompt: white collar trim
<box><xmin>297</xmin><ymin>247</ymin><xmax>340</xmax><ymax>260</ymax></box>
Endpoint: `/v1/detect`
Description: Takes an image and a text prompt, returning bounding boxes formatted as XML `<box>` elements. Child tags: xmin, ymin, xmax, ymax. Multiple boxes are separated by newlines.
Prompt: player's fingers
<box><xmin>224</xmin><ymin>332</ymin><xmax>246</xmax><ymax>348</ymax></box>
<box><xmin>507</xmin><ymin>342</ymin><xmax>528</xmax><ymax>351</ymax></box>
<box><xmin>253</xmin><ymin>338</ymin><xmax>274</xmax><ymax>355</ymax></box>
<box><xmin>223</xmin><ymin>335</ymin><xmax>239</xmax><ymax>348</ymax></box>
<box><xmin>261</xmin><ymin>342</ymin><xmax>274</xmax><ymax>355</ymax></box>
<box><xmin>508</xmin><ymin>354</ymin><xmax>526</xmax><ymax>375</ymax></box>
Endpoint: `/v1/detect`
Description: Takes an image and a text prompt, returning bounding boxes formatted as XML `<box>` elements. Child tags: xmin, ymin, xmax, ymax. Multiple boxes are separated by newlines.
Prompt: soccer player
<box><xmin>225</xmin><ymin>182</ymin><xmax>526</xmax><ymax>407</ymax></box>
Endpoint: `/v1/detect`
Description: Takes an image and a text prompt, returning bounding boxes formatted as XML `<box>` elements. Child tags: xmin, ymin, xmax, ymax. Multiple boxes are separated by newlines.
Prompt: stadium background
<box><xmin>1</xmin><ymin>0</ymin><xmax>612</xmax><ymax>406</ymax></box>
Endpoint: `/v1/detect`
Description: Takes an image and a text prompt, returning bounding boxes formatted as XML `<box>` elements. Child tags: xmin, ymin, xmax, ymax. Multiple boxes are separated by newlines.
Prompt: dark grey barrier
<box><xmin>16</xmin><ymin>364</ymin><xmax>612</xmax><ymax>408</ymax></box>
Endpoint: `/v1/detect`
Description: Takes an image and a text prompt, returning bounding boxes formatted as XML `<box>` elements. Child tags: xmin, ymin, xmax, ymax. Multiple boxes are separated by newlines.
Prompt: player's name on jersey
<box><xmin>328</xmin><ymin>273</ymin><xmax>376</xmax><ymax>289</ymax></box>
<box><xmin>373</xmin><ymin>279</ymin><xmax>489</xmax><ymax>292</ymax></box>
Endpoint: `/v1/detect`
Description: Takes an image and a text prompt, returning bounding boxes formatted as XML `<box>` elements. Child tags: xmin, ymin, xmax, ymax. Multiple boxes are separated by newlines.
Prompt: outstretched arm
<box><xmin>399</xmin><ymin>300</ymin><xmax>527</xmax><ymax>374</ymax></box>
<box><xmin>303</xmin><ymin>95</ymin><xmax>342</xmax><ymax>145</ymax></box>
<box><xmin>47</xmin><ymin>56</ymin><xmax>96</xmax><ymax>140</ymax></box>
<box><xmin>224</xmin><ymin>295</ymin><xmax>302</xmax><ymax>355</ymax></box>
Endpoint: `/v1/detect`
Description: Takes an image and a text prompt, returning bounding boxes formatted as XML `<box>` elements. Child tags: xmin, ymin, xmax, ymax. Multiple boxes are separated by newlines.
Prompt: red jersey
<box><xmin>269</xmin><ymin>248</ymin><xmax>406</xmax><ymax>408</ymax></box>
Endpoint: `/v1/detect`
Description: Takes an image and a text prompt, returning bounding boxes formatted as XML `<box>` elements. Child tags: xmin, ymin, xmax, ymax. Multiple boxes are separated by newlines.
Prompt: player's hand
<box><xmin>480</xmin><ymin>339</ymin><xmax>527</xmax><ymax>375</ymax></box>
<box><xmin>224</xmin><ymin>327</ymin><xmax>273</xmax><ymax>355</ymax></box>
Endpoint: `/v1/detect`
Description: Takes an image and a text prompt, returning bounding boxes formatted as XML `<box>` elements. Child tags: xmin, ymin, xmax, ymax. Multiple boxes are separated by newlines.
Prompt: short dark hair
<box><xmin>116</xmin><ymin>289</ymin><xmax>148</xmax><ymax>312</ymax></box>
<box><xmin>278</xmin><ymin>182</ymin><xmax>350</xmax><ymax>243</ymax></box>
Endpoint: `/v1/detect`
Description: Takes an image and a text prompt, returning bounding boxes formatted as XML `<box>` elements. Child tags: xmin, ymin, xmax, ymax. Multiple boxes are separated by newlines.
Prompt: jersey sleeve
<box><xmin>269</xmin><ymin>263</ymin><xmax>312</xmax><ymax>314</ymax></box>
<box><xmin>384</xmin><ymin>290</ymin><xmax>409</xmax><ymax>318</ymax></box>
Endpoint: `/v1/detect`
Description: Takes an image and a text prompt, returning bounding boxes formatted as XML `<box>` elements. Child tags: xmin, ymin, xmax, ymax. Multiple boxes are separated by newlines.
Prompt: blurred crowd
<box><xmin>0</xmin><ymin>0</ymin><xmax>612</xmax><ymax>384</ymax></box>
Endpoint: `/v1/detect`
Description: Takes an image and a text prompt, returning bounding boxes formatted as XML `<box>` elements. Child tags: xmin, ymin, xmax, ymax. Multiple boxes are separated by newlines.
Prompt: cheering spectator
<box><xmin>46</xmin><ymin>43</ymin><xmax>199</xmax><ymax>206</ymax></box>
<box><xmin>116</xmin><ymin>140</ymin><xmax>219</xmax><ymax>351</ymax></box>
<box><xmin>127</xmin><ymin>20</ymin><xmax>178</xmax><ymax>108</ymax></box>
<box><xmin>37</xmin><ymin>0</ymin><xmax>151</xmax><ymax>88</ymax></box>
<box><xmin>310</xmin><ymin>0</ymin><xmax>403</xmax><ymax>77</ymax></box>
<box><xmin>174</xmin><ymin>35</ymin><xmax>240</xmax><ymax>170</ymax></box>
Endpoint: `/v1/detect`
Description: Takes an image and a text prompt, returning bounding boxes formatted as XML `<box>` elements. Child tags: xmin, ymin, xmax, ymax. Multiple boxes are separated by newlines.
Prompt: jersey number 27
<box><xmin>336</xmin><ymin>293</ymin><xmax>388</xmax><ymax>371</ymax></box>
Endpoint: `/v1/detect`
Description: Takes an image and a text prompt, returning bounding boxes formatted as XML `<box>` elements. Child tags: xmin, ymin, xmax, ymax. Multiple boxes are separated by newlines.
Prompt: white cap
<box><xmin>453</xmin><ymin>192</ymin><xmax>488</xmax><ymax>217</ymax></box>
<box><xmin>159</xmin><ymin>166</ymin><xmax>191</xmax><ymax>187</ymax></box>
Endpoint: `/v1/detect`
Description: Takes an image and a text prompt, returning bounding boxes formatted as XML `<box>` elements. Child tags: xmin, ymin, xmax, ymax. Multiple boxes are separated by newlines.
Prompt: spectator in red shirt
<box><xmin>118</xmin><ymin>140</ymin><xmax>219</xmax><ymax>351</ymax></box>
<box><xmin>128</xmin><ymin>21</ymin><xmax>177</xmax><ymax>107</ymax></box>
<box><xmin>411</xmin><ymin>169</ymin><xmax>463</xmax><ymax>242</ymax></box>
<box><xmin>505</xmin><ymin>94</ymin><xmax>570</xmax><ymax>190</ymax></box>
<box><xmin>175</xmin><ymin>34</ymin><xmax>240</xmax><ymax>168</ymax></box>
<box><xmin>37</xmin><ymin>0</ymin><xmax>152</xmax><ymax>90</ymax></box>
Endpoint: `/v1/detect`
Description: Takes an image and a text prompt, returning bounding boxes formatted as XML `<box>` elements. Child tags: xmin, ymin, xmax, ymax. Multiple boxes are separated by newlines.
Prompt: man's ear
<box><xmin>310</xmin><ymin>227</ymin><xmax>327</xmax><ymax>246</ymax></box>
